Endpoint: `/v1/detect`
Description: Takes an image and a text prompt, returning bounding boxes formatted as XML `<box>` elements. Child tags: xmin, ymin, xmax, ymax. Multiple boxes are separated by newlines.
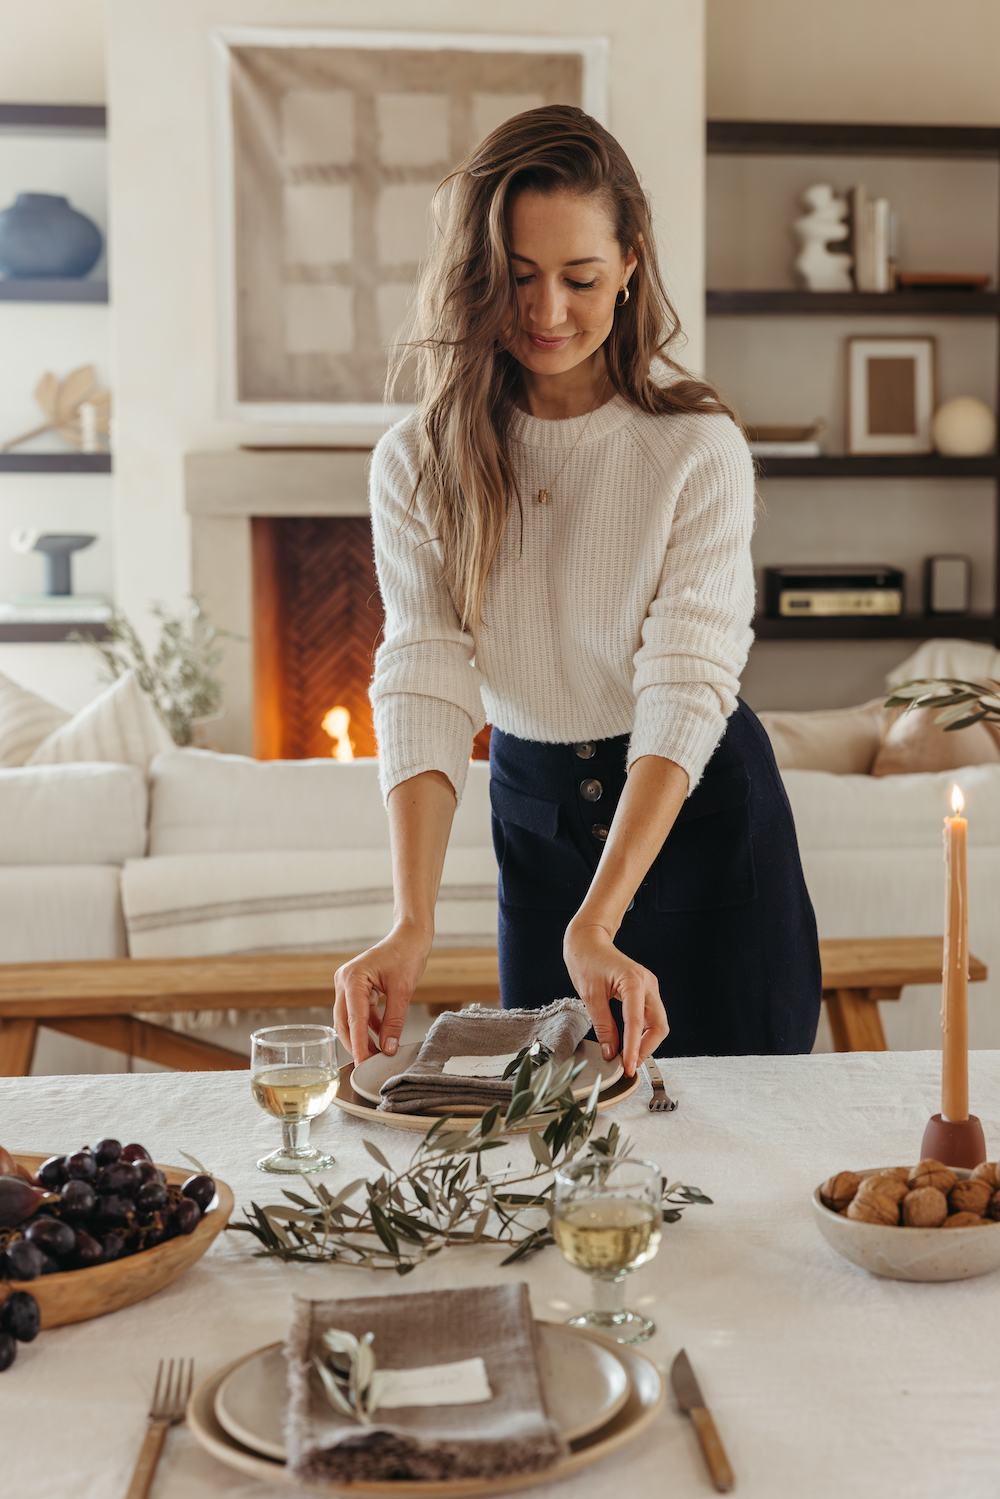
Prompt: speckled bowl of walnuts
<box><xmin>812</xmin><ymin>1160</ymin><xmax>1000</xmax><ymax>1282</ymax></box>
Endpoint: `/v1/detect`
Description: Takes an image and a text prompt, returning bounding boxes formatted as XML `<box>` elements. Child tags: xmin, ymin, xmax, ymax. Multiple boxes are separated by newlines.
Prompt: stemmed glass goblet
<box><xmin>250</xmin><ymin>1024</ymin><xmax>339</xmax><ymax>1174</ymax></box>
<box><xmin>552</xmin><ymin>1156</ymin><xmax>663</xmax><ymax>1344</ymax></box>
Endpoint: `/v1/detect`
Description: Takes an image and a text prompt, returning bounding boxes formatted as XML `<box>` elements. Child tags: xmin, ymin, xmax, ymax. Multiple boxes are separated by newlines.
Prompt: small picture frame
<box><xmin>846</xmin><ymin>336</ymin><xmax>936</xmax><ymax>454</ymax></box>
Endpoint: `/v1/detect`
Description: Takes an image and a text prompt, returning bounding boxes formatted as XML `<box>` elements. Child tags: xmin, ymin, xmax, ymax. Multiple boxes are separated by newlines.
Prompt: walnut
<box><xmin>991</xmin><ymin>1190</ymin><xmax>1000</xmax><ymax>1223</ymax></box>
<box><xmin>857</xmin><ymin>1173</ymin><xmax>909</xmax><ymax>1205</ymax></box>
<box><xmin>902</xmin><ymin>1187</ymin><xmax>948</xmax><ymax>1227</ymax></box>
<box><xmin>820</xmin><ymin>1171</ymin><xmax>862</xmax><ymax>1212</ymax></box>
<box><xmin>908</xmin><ymin>1159</ymin><xmax>957</xmax><ymax>1194</ymax></box>
<box><xmin>847</xmin><ymin>1192</ymin><xmax>900</xmax><ymax>1226</ymax></box>
<box><xmin>885</xmin><ymin>1167</ymin><xmax>913</xmax><ymax>1185</ymax></box>
<box><xmin>943</xmin><ymin>1211</ymin><xmax>989</xmax><ymax>1229</ymax></box>
<box><xmin>971</xmin><ymin>1161</ymin><xmax>1000</xmax><ymax>1188</ymax></box>
<box><xmin>948</xmin><ymin>1179</ymin><xmax>993</xmax><ymax>1217</ymax></box>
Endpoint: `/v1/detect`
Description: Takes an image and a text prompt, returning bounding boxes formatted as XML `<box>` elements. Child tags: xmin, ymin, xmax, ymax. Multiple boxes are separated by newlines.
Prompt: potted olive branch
<box><xmin>884</xmin><ymin>678</ymin><xmax>1000</xmax><ymax>731</ymax></box>
<box><xmin>229</xmin><ymin>1044</ymin><xmax>709</xmax><ymax>1275</ymax></box>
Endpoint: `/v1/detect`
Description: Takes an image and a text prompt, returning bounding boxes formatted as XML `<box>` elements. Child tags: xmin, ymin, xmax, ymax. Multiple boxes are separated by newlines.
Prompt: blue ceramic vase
<box><xmin>0</xmin><ymin>193</ymin><xmax>103</xmax><ymax>278</ymax></box>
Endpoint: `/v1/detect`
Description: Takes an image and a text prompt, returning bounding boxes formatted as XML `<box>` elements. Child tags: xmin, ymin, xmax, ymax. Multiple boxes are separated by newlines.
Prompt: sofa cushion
<box><xmin>28</xmin><ymin>670</ymin><xmax>174</xmax><ymax>771</ymax></box>
<box><xmin>757</xmin><ymin>699</ymin><xmax>885</xmax><ymax>775</ymax></box>
<box><xmin>871</xmin><ymin>707</ymin><xmax>1000</xmax><ymax>778</ymax></box>
<box><xmin>783</xmin><ymin>762</ymin><xmax>1000</xmax><ymax>852</ymax></box>
<box><xmin>0</xmin><ymin>866</ymin><xmax>126</xmax><ymax>960</ymax></box>
<box><xmin>887</xmin><ymin>639</ymin><xmax>1000</xmax><ymax>689</ymax></box>
<box><xmin>0</xmin><ymin>762</ymin><xmax>147</xmax><ymax>865</ymax></box>
<box><xmin>122</xmin><ymin>846</ymin><xmax>498</xmax><ymax>958</ymax></box>
<box><xmin>147</xmin><ymin>750</ymin><xmax>493</xmax><ymax>855</ymax></box>
<box><xmin>0</xmin><ymin>670</ymin><xmax>71</xmax><ymax>768</ymax></box>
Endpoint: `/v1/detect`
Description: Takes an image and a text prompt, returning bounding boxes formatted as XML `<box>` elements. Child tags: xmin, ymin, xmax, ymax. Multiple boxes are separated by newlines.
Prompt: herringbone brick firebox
<box><xmin>251</xmin><ymin>516</ymin><xmax>490</xmax><ymax>764</ymax></box>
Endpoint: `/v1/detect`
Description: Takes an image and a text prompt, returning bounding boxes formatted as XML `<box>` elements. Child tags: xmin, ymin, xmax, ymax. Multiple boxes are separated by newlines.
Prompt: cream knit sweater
<box><xmin>369</xmin><ymin>393</ymin><xmax>755</xmax><ymax>802</ymax></box>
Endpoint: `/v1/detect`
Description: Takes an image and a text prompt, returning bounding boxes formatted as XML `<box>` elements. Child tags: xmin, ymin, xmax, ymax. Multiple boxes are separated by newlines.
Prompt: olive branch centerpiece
<box><xmin>885</xmin><ymin>677</ymin><xmax>1000</xmax><ymax>732</ymax></box>
<box><xmin>229</xmin><ymin>1043</ymin><xmax>709</xmax><ymax>1275</ymax></box>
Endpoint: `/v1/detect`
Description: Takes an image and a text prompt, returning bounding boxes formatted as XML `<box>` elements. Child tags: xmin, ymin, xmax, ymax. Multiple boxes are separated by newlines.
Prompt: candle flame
<box><xmin>952</xmin><ymin>784</ymin><xmax>965</xmax><ymax>814</ymax></box>
<box><xmin>322</xmin><ymin>705</ymin><xmax>354</xmax><ymax>762</ymax></box>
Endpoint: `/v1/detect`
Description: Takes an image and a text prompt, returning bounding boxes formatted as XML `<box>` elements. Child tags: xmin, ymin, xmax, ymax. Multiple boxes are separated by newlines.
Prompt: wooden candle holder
<box><xmin>921</xmin><ymin>1112</ymin><xmax>987</xmax><ymax>1169</ymax></box>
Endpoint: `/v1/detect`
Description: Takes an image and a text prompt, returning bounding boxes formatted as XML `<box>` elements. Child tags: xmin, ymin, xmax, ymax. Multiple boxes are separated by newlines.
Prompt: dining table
<box><xmin>3</xmin><ymin>1049</ymin><xmax>999</xmax><ymax>1498</ymax></box>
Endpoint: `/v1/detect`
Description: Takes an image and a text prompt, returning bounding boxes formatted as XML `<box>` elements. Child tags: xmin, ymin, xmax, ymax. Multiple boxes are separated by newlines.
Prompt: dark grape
<box><xmin>0</xmin><ymin>1332</ymin><xmax>15</xmax><ymax>1370</ymax></box>
<box><xmin>64</xmin><ymin>1151</ymin><xmax>97</xmax><ymax>1183</ymax></box>
<box><xmin>101</xmin><ymin>1233</ymin><xmax>124</xmax><ymax>1263</ymax></box>
<box><xmin>181</xmin><ymin>1174</ymin><xmax>216</xmax><ymax>1212</ymax></box>
<box><xmin>25</xmin><ymin>1217</ymin><xmax>76</xmax><ymax>1257</ymax></box>
<box><xmin>93</xmin><ymin>1139</ymin><xmax>121</xmax><ymax>1167</ymax></box>
<box><xmin>4</xmin><ymin>1240</ymin><xmax>43</xmax><ymax>1281</ymax></box>
<box><xmin>96</xmin><ymin>1161</ymin><xmax>142</xmax><ymax>1198</ymax></box>
<box><xmin>1</xmin><ymin>1291</ymin><xmax>39</xmax><ymax>1342</ymax></box>
<box><xmin>73</xmin><ymin>1229</ymin><xmax>104</xmax><ymax>1268</ymax></box>
<box><xmin>120</xmin><ymin>1144</ymin><xmax>151</xmax><ymax>1164</ymax></box>
<box><xmin>94</xmin><ymin>1195</ymin><xmax>134</xmax><ymax>1232</ymax></box>
<box><xmin>60</xmin><ymin>1180</ymin><xmax>97</xmax><ymax>1222</ymax></box>
<box><xmin>36</xmin><ymin>1155</ymin><xmax>67</xmax><ymax>1189</ymax></box>
<box><xmin>175</xmin><ymin>1198</ymin><xmax>201</xmax><ymax>1235</ymax></box>
<box><xmin>136</xmin><ymin>1182</ymin><xmax>167</xmax><ymax>1212</ymax></box>
<box><xmin>37</xmin><ymin>1253</ymin><xmax>59</xmax><ymax>1276</ymax></box>
<box><xmin>142</xmin><ymin>1212</ymin><xmax>167</xmax><ymax>1248</ymax></box>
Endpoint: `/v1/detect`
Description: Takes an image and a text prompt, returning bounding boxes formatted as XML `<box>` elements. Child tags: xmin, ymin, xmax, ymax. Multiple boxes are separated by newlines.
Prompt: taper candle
<box><xmin>942</xmin><ymin>785</ymin><xmax>969</xmax><ymax>1122</ymax></box>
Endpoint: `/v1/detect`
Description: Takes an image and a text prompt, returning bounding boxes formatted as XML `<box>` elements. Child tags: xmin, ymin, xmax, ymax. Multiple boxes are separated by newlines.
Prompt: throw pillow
<box><xmin>0</xmin><ymin>669</ymin><xmax>71</xmax><ymax>768</ymax></box>
<box><xmin>27</xmin><ymin>669</ymin><xmax>175</xmax><ymax>770</ymax></box>
<box><xmin>871</xmin><ymin>706</ymin><xmax>1000</xmax><ymax>778</ymax></box>
<box><xmin>757</xmin><ymin>699</ymin><xmax>885</xmax><ymax>775</ymax></box>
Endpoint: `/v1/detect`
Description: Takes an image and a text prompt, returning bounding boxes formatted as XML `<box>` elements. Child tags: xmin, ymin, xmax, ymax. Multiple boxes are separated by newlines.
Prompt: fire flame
<box><xmin>322</xmin><ymin>705</ymin><xmax>354</xmax><ymax>762</ymax></box>
<box><xmin>952</xmin><ymin>784</ymin><xmax>965</xmax><ymax>815</ymax></box>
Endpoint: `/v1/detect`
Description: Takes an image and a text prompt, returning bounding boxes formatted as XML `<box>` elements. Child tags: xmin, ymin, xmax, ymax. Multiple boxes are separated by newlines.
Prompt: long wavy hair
<box><xmin>390</xmin><ymin>104</ymin><xmax>735</xmax><ymax>632</ymax></box>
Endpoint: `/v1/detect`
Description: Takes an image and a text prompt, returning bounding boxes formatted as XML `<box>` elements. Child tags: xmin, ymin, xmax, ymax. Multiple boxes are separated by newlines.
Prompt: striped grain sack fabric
<box><xmin>0</xmin><ymin>670</ymin><xmax>70</xmax><ymax>767</ymax></box>
<box><xmin>28</xmin><ymin>670</ymin><xmax>174</xmax><ymax>770</ymax></box>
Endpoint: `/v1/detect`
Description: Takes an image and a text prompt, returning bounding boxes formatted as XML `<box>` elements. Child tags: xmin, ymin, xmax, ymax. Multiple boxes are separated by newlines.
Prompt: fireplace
<box><xmin>251</xmin><ymin>515</ymin><xmax>491</xmax><ymax>764</ymax></box>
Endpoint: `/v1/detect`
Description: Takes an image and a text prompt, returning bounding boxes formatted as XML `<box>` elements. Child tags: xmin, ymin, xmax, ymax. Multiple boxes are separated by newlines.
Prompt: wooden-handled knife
<box><xmin>671</xmin><ymin>1349</ymin><xmax>735</xmax><ymax>1492</ymax></box>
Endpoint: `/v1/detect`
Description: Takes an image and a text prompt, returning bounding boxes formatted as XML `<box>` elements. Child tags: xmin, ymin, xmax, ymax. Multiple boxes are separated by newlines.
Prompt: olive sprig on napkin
<box><xmin>313</xmin><ymin>1328</ymin><xmax>384</xmax><ymax>1426</ymax></box>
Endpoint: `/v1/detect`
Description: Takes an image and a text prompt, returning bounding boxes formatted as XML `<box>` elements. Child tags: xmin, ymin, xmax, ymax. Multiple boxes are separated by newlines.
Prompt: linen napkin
<box><xmin>377</xmin><ymin>997</ymin><xmax>592</xmax><ymax>1114</ymax></box>
<box><xmin>284</xmin><ymin>1283</ymin><xmax>567</xmax><ymax>1483</ymax></box>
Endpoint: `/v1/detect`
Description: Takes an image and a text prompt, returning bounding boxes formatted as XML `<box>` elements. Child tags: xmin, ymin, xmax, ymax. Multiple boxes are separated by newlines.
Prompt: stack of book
<box><xmin>850</xmin><ymin>185</ymin><xmax>896</xmax><ymax>292</ymax></box>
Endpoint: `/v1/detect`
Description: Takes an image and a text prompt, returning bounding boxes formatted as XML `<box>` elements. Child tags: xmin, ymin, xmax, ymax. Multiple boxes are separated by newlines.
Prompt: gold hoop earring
<box><xmin>616</xmin><ymin>285</ymin><xmax>630</xmax><ymax>306</ymax></box>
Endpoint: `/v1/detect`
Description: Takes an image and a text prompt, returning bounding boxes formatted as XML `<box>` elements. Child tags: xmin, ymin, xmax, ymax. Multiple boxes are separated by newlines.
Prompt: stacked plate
<box><xmin>187</xmin><ymin>1321</ymin><xmax>664</xmax><ymax>1496</ymax></box>
<box><xmin>332</xmin><ymin>1040</ymin><xmax>640</xmax><ymax>1134</ymax></box>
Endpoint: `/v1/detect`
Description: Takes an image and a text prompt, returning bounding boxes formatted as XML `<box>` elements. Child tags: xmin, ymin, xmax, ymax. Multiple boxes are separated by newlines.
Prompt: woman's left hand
<box><xmin>563</xmin><ymin>917</ymin><xmax>669</xmax><ymax>1077</ymax></box>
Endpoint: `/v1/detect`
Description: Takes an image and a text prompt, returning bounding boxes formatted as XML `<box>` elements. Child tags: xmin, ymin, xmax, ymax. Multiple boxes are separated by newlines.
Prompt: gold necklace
<box><xmin>535</xmin><ymin>378</ymin><xmax>609</xmax><ymax>505</ymax></box>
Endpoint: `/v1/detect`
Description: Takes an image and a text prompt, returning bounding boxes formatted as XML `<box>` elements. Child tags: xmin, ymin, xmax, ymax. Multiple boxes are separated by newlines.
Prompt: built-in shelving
<box><xmin>708</xmin><ymin>289</ymin><xmax>1000</xmax><ymax>317</ymax></box>
<box><xmin>0</xmin><ymin>453</ymin><xmax>111</xmax><ymax>473</ymax></box>
<box><xmin>753</xmin><ymin>614</ymin><xmax>1000</xmax><ymax>642</ymax></box>
<box><xmin>0</xmin><ymin>621</ymin><xmax>109</xmax><ymax>643</ymax></box>
<box><xmin>0</xmin><ymin>278</ymin><xmax>108</xmax><ymax>303</ymax></box>
<box><xmin>707</xmin><ymin>121</ymin><xmax>1000</xmax><ymax>158</ymax></box>
<box><xmin>0</xmin><ymin>104</ymin><xmax>106</xmax><ymax>133</ymax></box>
<box><xmin>754</xmin><ymin>454</ymin><xmax>998</xmax><ymax>479</ymax></box>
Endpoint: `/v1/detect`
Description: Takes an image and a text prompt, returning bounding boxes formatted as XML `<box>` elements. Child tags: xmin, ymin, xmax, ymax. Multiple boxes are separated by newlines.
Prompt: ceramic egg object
<box><xmin>932</xmin><ymin>397</ymin><xmax>996</xmax><ymax>457</ymax></box>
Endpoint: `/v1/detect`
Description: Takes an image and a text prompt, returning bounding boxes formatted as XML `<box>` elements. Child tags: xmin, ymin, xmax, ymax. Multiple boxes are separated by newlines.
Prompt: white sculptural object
<box><xmin>793</xmin><ymin>184</ymin><xmax>853</xmax><ymax>292</ymax></box>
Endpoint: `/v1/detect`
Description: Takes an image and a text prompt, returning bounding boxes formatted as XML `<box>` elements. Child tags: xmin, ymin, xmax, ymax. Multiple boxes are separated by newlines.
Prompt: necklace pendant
<box><xmin>537</xmin><ymin>488</ymin><xmax>549</xmax><ymax>505</ymax></box>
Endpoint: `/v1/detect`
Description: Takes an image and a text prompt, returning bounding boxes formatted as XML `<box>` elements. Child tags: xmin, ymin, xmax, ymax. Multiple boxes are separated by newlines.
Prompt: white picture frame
<box><xmin>209</xmin><ymin>27</ymin><xmax>610</xmax><ymax>426</ymax></box>
<box><xmin>846</xmin><ymin>336</ymin><xmax>937</xmax><ymax>455</ymax></box>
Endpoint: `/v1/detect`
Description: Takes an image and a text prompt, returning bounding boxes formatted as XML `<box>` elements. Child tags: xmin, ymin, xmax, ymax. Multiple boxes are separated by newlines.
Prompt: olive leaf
<box><xmin>885</xmin><ymin>678</ymin><xmax>1000</xmax><ymax>732</ymax></box>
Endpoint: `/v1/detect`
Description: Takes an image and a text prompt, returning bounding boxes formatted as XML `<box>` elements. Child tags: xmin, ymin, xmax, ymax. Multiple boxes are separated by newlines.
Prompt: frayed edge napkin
<box><xmin>378</xmin><ymin>997</ymin><xmax>591</xmax><ymax>1114</ymax></box>
<box><xmin>284</xmin><ymin>1283</ymin><xmax>567</xmax><ymax>1483</ymax></box>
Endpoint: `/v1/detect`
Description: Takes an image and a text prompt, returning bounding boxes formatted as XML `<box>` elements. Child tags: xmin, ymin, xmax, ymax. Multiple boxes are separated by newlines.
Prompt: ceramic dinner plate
<box><xmin>189</xmin><ymin>1324</ymin><xmax>664</xmax><ymax>1498</ymax></box>
<box><xmin>214</xmin><ymin>1322</ymin><xmax>630</xmax><ymax>1460</ymax></box>
<box><xmin>350</xmin><ymin>1039</ymin><xmax>624</xmax><ymax>1110</ymax></box>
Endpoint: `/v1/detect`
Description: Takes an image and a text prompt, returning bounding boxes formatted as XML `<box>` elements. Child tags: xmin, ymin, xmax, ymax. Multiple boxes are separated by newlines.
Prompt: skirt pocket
<box><xmin>490</xmin><ymin>779</ymin><xmax>592</xmax><ymax>911</ymax></box>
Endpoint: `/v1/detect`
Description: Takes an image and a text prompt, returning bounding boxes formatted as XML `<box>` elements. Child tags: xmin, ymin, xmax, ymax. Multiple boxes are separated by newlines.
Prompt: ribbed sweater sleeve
<box><xmin>368</xmin><ymin>428</ymin><xmax>483</xmax><ymax>803</ymax></box>
<box><xmin>628</xmin><ymin>416</ymin><xmax>755</xmax><ymax>786</ymax></box>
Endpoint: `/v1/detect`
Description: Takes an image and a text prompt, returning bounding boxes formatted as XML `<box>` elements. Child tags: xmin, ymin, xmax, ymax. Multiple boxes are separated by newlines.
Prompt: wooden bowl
<box><xmin>4</xmin><ymin>1153</ymin><xmax>234</xmax><ymax>1329</ymax></box>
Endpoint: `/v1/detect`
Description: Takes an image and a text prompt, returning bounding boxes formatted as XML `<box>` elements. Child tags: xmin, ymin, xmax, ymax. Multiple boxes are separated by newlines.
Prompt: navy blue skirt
<box><xmin>489</xmin><ymin>701</ymin><xmax>821</xmax><ymax>1057</ymax></box>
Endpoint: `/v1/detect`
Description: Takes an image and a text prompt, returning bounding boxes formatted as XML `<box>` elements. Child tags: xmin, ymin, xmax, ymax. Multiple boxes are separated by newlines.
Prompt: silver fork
<box><xmin>645</xmin><ymin>1056</ymin><xmax>678</xmax><ymax>1112</ymax></box>
<box><xmin>125</xmin><ymin>1359</ymin><xmax>194</xmax><ymax>1499</ymax></box>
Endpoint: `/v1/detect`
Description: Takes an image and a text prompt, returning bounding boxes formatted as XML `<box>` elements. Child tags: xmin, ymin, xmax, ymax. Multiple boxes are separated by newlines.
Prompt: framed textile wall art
<box><xmin>210</xmin><ymin>27</ymin><xmax>609</xmax><ymax>423</ymax></box>
<box><xmin>846</xmin><ymin>336</ymin><xmax>936</xmax><ymax>455</ymax></box>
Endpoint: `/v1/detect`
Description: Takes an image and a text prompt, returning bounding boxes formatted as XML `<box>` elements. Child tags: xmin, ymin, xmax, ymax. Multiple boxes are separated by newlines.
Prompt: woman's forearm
<box><xmin>573</xmin><ymin>754</ymin><xmax>689</xmax><ymax>934</ymax></box>
<box><xmin>387</xmin><ymin>769</ymin><xmax>458</xmax><ymax>936</ymax></box>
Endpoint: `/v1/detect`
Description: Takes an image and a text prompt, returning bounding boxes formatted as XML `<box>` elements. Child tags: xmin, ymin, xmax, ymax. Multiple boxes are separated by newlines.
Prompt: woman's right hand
<box><xmin>333</xmin><ymin>921</ymin><xmax>433</xmax><ymax>1065</ymax></box>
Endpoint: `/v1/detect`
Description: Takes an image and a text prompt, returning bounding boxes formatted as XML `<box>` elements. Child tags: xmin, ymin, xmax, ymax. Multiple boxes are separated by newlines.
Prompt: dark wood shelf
<box><xmin>754</xmin><ymin>614</ymin><xmax>1000</xmax><ymax>642</ymax></box>
<box><xmin>755</xmin><ymin>454</ymin><xmax>998</xmax><ymax>479</ymax></box>
<box><xmin>708</xmin><ymin>289</ymin><xmax>1000</xmax><ymax>317</ymax></box>
<box><xmin>0</xmin><ymin>103</ymin><xmax>106</xmax><ymax>133</ymax></box>
<box><xmin>0</xmin><ymin>621</ymin><xmax>109</xmax><ymax>643</ymax></box>
<box><xmin>0</xmin><ymin>453</ymin><xmax>111</xmax><ymax>474</ymax></box>
<box><xmin>0</xmin><ymin>278</ymin><xmax>108</xmax><ymax>303</ymax></box>
<box><xmin>708</xmin><ymin>120</ymin><xmax>1000</xmax><ymax>159</ymax></box>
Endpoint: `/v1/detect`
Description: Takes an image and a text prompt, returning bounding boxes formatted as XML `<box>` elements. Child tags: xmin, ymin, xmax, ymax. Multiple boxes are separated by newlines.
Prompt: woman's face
<box><xmin>506</xmin><ymin>188</ymin><xmax>636</xmax><ymax>378</ymax></box>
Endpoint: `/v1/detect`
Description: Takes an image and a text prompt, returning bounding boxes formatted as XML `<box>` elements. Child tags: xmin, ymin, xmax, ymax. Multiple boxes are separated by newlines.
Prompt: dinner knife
<box><xmin>671</xmin><ymin>1349</ymin><xmax>735</xmax><ymax>1492</ymax></box>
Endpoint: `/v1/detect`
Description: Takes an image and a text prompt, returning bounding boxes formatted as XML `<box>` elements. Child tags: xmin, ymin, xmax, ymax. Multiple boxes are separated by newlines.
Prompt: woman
<box><xmin>334</xmin><ymin>106</ymin><xmax>820</xmax><ymax>1075</ymax></box>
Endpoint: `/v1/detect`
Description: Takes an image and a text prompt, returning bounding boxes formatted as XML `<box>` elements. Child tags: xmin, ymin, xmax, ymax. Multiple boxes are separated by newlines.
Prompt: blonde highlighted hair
<box><xmin>390</xmin><ymin>104</ymin><xmax>735</xmax><ymax>632</ymax></box>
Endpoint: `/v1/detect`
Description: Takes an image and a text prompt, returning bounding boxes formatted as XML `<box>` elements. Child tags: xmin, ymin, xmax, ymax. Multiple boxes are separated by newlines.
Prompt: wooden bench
<box><xmin>0</xmin><ymin>936</ymin><xmax>986</xmax><ymax>1074</ymax></box>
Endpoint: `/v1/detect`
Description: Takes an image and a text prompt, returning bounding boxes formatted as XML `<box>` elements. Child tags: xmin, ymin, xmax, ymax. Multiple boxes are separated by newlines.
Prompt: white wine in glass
<box><xmin>553</xmin><ymin>1157</ymin><xmax>663</xmax><ymax>1344</ymax></box>
<box><xmin>250</xmin><ymin>1024</ymin><xmax>338</xmax><ymax>1174</ymax></box>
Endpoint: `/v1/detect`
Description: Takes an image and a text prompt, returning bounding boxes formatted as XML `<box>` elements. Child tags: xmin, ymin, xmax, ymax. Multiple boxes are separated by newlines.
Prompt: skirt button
<box><xmin>574</xmin><ymin>742</ymin><xmax>596</xmax><ymax>759</ymax></box>
<box><xmin>580</xmin><ymin>778</ymin><xmax>603</xmax><ymax>802</ymax></box>
<box><xmin>591</xmin><ymin>823</ymin><xmax>609</xmax><ymax>841</ymax></box>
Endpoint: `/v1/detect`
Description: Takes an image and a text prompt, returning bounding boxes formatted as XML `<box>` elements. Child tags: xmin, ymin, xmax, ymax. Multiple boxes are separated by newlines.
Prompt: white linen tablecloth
<box><xmin>2</xmin><ymin>1051</ymin><xmax>998</xmax><ymax>1499</ymax></box>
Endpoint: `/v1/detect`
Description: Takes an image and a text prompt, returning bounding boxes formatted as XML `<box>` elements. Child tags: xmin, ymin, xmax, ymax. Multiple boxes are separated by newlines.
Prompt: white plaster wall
<box><xmin>0</xmin><ymin>1</ymin><xmax>107</xmax><ymax>102</ymax></box>
<box><xmin>104</xmin><ymin>0</ymin><xmax>707</xmax><ymax>752</ymax></box>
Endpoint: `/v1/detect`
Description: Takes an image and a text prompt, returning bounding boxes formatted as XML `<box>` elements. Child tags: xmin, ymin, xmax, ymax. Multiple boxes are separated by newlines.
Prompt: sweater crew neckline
<box><xmin>509</xmin><ymin>392</ymin><xmax>635</xmax><ymax>450</ymax></box>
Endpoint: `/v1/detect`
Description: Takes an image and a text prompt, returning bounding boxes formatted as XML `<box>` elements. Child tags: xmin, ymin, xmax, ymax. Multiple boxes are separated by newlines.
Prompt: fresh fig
<box><xmin>0</xmin><ymin>1146</ymin><xmax>17</xmax><ymax>1177</ymax></box>
<box><xmin>0</xmin><ymin>1177</ymin><xmax>51</xmax><ymax>1228</ymax></box>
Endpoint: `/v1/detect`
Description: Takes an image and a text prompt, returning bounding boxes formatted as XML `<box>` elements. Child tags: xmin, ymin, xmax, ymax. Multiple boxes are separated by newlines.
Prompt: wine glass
<box><xmin>250</xmin><ymin>1024</ymin><xmax>339</xmax><ymax>1174</ymax></box>
<box><xmin>552</xmin><ymin>1156</ymin><xmax>663</xmax><ymax>1344</ymax></box>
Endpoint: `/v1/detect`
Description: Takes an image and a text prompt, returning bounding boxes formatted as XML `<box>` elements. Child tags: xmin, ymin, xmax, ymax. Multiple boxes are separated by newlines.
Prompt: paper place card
<box><xmin>442</xmin><ymin>1051</ymin><xmax>520</xmax><ymax>1078</ymax></box>
<box><xmin>375</xmin><ymin>1357</ymin><xmax>493</xmax><ymax>1410</ymax></box>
